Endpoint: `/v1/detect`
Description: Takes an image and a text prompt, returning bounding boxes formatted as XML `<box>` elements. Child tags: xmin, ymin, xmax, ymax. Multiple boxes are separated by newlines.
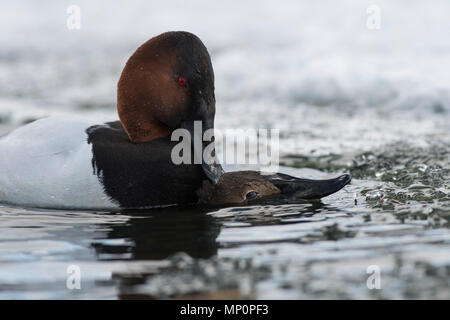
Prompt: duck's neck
<box><xmin>121</xmin><ymin>118</ymin><xmax>172</xmax><ymax>143</ymax></box>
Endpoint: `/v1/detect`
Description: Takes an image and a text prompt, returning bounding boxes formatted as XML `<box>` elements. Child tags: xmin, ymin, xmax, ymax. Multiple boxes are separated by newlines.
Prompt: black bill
<box><xmin>180</xmin><ymin>120</ymin><xmax>224</xmax><ymax>184</ymax></box>
<box><xmin>268</xmin><ymin>173</ymin><xmax>351</xmax><ymax>199</ymax></box>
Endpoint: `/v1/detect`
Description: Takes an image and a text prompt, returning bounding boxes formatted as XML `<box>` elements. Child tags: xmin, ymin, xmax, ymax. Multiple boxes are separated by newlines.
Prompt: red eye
<box><xmin>178</xmin><ymin>77</ymin><xmax>187</xmax><ymax>87</ymax></box>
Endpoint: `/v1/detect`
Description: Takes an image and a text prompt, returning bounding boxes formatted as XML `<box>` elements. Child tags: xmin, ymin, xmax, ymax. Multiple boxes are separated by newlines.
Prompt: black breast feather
<box><xmin>86</xmin><ymin>121</ymin><xmax>204</xmax><ymax>208</ymax></box>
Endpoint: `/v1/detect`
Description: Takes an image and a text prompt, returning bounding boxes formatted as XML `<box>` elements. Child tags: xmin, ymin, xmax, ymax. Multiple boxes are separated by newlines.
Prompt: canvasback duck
<box><xmin>0</xmin><ymin>31</ymin><xmax>351</xmax><ymax>210</ymax></box>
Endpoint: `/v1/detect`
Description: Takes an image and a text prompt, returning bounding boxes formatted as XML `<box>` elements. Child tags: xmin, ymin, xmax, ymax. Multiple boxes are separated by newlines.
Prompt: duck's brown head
<box><xmin>117</xmin><ymin>31</ymin><xmax>223</xmax><ymax>182</ymax></box>
<box><xmin>198</xmin><ymin>171</ymin><xmax>352</xmax><ymax>206</ymax></box>
<box><xmin>198</xmin><ymin>171</ymin><xmax>281</xmax><ymax>205</ymax></box>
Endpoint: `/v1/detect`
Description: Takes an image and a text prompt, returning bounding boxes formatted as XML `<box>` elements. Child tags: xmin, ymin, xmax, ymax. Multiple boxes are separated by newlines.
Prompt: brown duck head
<box><xmin>117</xmin><ymin>31</ymin><xmax>223</xmax><ymax>183</ymax></box>
<box><xmin>198</xmin><ymin>171</ymin><xmax>351</xmax><ymax>206</ymax></box>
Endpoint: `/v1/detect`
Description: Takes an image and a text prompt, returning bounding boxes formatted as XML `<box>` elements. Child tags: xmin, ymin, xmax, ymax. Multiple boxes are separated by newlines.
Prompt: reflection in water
<box><xmin>92</xmin><ymin>200</ymin><xmax>334</xmax><ymax>261</ymax></box>
<box><xmin>92</xmin><ymin>200</ymin><xmax>328</xmax><ymax>261</ymax></box>
<box><xmin>90</xmin><ymin>201</ymin><xmax>334</xmax><ymax>299</ymax></box>
<box><xmin>92</xmin><ymin>206</ymin><xmax>222</xmax><ymax>260</ymax></box>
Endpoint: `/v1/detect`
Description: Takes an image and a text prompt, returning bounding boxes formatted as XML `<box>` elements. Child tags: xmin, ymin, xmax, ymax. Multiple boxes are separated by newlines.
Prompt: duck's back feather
<box><xmin>0</xmin><ymin>116</ymin><xmax>117</xmax><ymax>209</ymax></box>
